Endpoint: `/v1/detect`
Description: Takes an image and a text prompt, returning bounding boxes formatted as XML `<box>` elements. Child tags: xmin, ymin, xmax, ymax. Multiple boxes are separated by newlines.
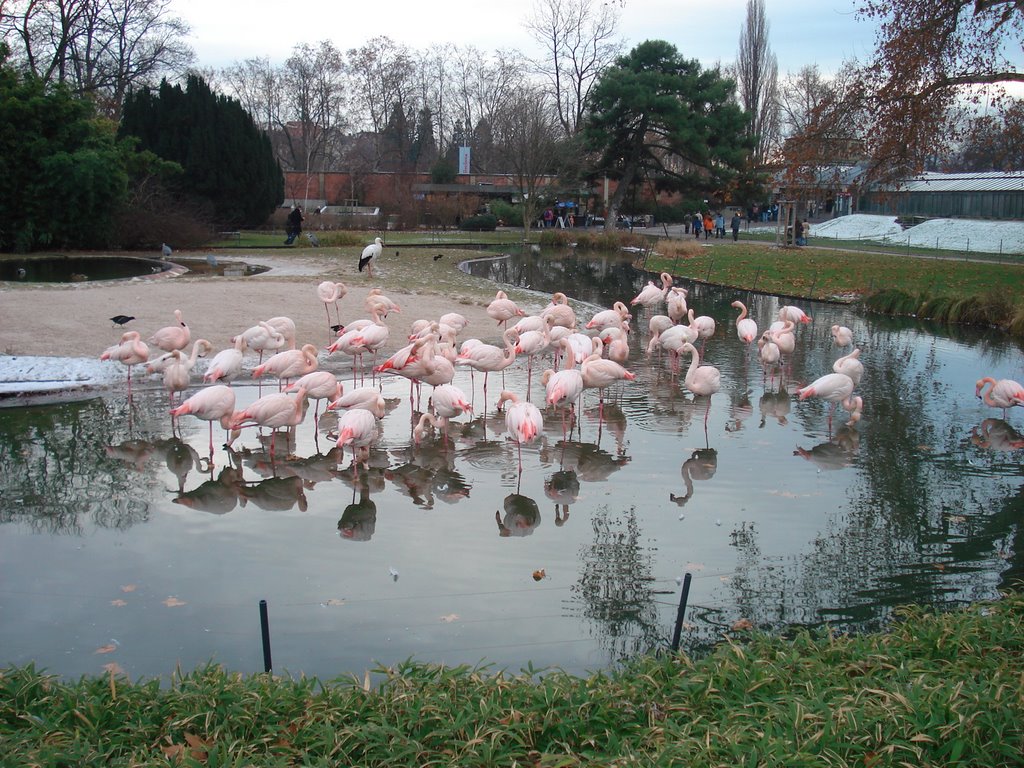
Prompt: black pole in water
<box><xmin>670</xmin><ymin>573</ymin><xmax>692</xmax><ymax>652</ymax></box>
<box><xmin>259</xmin><ymin>599</ymin><xmax>273</xmax><ymax>673</ymax></box>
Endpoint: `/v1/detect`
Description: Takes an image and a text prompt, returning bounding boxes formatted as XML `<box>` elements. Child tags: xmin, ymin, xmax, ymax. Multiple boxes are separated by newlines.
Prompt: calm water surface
<box><xmin>2</xmin><ymin>250</ymin><xmax>1023</xmax><ymax>682</ymax></box>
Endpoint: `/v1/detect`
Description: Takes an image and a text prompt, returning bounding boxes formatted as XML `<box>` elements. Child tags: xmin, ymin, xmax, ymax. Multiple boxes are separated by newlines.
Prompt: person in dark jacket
<box><xmin>285</xmin><ymin>206</ymin><xmax>304</xmax><ymax>245</ymax></box>
<box><xmin>731</xmin><ymin>212</ymin><xmax>742</xmax><ymax>241</ymax></box>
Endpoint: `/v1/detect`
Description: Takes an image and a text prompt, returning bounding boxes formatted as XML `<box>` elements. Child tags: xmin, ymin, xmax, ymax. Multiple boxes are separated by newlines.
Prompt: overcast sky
<box><xmin>172</xmin><ymin>0</ymin><xmax>879</xmax><ymax>76</ymax></box>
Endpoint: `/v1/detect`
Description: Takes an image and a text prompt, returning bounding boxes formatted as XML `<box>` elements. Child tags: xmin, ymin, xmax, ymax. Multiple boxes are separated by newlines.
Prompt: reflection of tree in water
<box><xmin>0</xmin><ymin>396</ymin><xmax>160</xmax><ymax>534</ymax></box>
<box><xmin>570</xmin><ymin>506</ymin><xmax>662</xmax><ymax>662</ymax></box>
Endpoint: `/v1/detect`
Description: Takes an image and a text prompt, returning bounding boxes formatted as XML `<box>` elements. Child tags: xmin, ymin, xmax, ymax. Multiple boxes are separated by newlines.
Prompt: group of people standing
<box><xmin>691</xmin><ymin>211</ymin><xmax>742</xmax><ymax>241</ymax></box>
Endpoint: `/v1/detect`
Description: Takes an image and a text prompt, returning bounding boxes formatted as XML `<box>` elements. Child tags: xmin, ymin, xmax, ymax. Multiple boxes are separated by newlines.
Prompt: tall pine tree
<box><xmin>120</xmin><ymin>75</ymin><xmax>283</xmax><ymax>226</ymax></box>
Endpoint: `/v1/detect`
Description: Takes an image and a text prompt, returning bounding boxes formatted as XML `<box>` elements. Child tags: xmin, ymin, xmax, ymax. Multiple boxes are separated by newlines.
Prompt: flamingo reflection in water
<box><xmin>173</xmin><ymin>465</ymin><xmax>245</xmax><ymax>515</ymax></box>
<box><xmin>545</xmin><ymin>469</ymin><xmax>580</xmax><ymax>526</ymax></box>
<box><xmin>496</xmin><ymin>493</ymin><xmax>541</xmax><ymax>537</ymax></box>
<box><xmin>670</xmin><ymin>448</ymin><xmax>718</xmax><ymax>507</ymax></box>
<box><xmin>339</xmin><ymin>477</ymin><xmax>377</xmax><ymax>541</ymax></box>
<box><xmin>970</xmin><ymin>418</ymin><xmax>1024</xmax><ymax>452</ymax></box>
<box><xmin>238</xmin><ymin>475</ymin><xmax>309</xmax><ymax>512</ymax></box>
<box><xmin>794</xmin><ymin>426</ymin><xmax>861</xmax><ymax>471</ymax></box>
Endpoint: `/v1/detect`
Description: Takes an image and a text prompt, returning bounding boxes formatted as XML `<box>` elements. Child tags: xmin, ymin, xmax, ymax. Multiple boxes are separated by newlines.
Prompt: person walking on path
<box><xmin>715</xmin><ymin>212</ymin><xmax>725</xmax><ymax>239</ymax></box>
<box><xmin>692</xmin><ymin>212</ymin><xmax>703</xmax><ymax>239</ymax></box>
<box><xmin>703</xmin><ymin>213</ymin><xmax>714</xmax><ymax>240</ymax></box>
<box><xmin>285</xmin><ymin>206</ymin><xmax>304</xmax><ymax>245</ymax></box>
<box><xmin>731</xmin><ymin>211</ymin><xmax>741</xmax><ymax>241</ymax></box>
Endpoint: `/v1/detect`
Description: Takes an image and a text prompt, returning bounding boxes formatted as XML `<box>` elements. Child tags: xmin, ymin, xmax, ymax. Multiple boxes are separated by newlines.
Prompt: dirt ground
<box><xmin>0</xmin><ymin>250</ymin><xmax>510</xmax><ymax>360</ymax></box>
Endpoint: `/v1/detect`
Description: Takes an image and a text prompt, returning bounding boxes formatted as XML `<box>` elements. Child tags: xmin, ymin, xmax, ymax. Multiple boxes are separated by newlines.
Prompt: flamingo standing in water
<box><xmin>161</xmin><ymin>339</ymin><xmax>213</xmax><ymax>408</ymax></box>
<box><xmin>486</xmin><ymin>290</ymin><xmax>525</xmax><ymax>332</ymax></box>
<box><xmin>335</xmin><ymin>408</ymin><xmax>379</xmax><ymax>474</ymax></box>
<box><xmin>581</xmin><ymin>344</ymin><xmax>636</xmax><ymax>420</ymax></box>
<box><xmin>630</xmin><ymin>272</ymin><xmax>673</xmax><ymax>312</ymax></box>
<box><xmin>100</xmin><ymin>331</ymin><xmax>149</xmax><ymax>394</ymax></box>
<box><xmin>586</xmin><ymin>301</ymin><xmax>631</xmax><ymax>332</ymax></box>
<box><xmin>797</xmin><ymin>372</ymin><xmax>857</xmax><ymax>432</ymax></box>
<box><xmin>540</xmin><ymin>292</ymin><xmax>577</xmax><ymax>330</ymax></box>
<box><xmin>233</xmin><ymin>320</ymin><xmax>286</xmax><ymax>365</ymax></box>
<box><xmin>317</xmin><ymin>281</ymin><xmax>347</xmax><ymax>329</ymax></box>
<box><xmin>975</xmin><ymin>377</ymin><xmax>1024</xmax><ymax>419</ymax></box>
<box><xmin>666</xmin><ymin>287</ymin><xmax>689</xmax><ymax>324</ymax></box>
<box><xmin>204</xmin><ymin>335</ymin><xmax>247</xmax><ymax>384</ymax></box>
<box><xmin>252</xmin><ymin>343</ymin><xmax>319</xmax><ymax>390</ymax></box>
<box><xmin>779</xmin><ymin>305</ymin><xmax>812</xmax><ymax>326</ymax></box>
<box><xmin>687</xmin><ymin>308</ymin><xmax>716</xmax><ymax>356</ymax></box>
<box><xmin>327</xmin><ymin>386</ymin><xmax>386</xmax><ymax>418</ymax></box>
<box><xmin>497</xmin><ymin>390</ymin><xmax>544</xmax><ymax>474</ymax></box>
<box><xmin>455</xmin><ymin>328</ymin><xmax>519</xmax><ymax>412</ymax></box>
<box><xmin>285</xmin><ymin>370</ymin><xmax>343</xmax><ymax>429</ymax></box>
<box><xmin>832</xmin><ymin>348</ymin><xmax>864</xmax><ymax>387</ymax></box>
<box><xmin>757</xmin><ymin>330</ymin><xmax>781</xmax><ymax>386</ymax></box>
<box><xmin>148</xmin><ymin>309</ymin><xmax>190</xmax><ymax>353</ymax></box>
<box><xmin>831</xmin><ymin>324</ymin><xmax>853</xmax><ymax>347</ymax></box>
<box><xmin>542</xmin><ymin>339</ymin><xmax>585</xmax><ymax>438</ymax></box>
<box><xmin>170</xmin><ymin>384</ymin><xmax>237</xmax><ymax>458</ymax></box>
<box><xmin>731</xmin><ymin>300</ymin><xmax>758</xmax><ymax>344</ymax></box>
<box><xmin>229</xmin><ymin>387</ymin><xmax>308</xmax><ymax>456</ymax></box>
<box><xmin>680</xmin><ymin>341</ymin><xmax>721</xmax><ymax>430</ymax></box>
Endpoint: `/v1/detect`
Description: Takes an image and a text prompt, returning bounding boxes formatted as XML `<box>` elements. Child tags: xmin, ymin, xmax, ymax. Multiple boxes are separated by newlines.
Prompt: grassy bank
<box><xmin>2</xmin><ymin>593</ymin><xmax>1022</xmax><ymax>765</ymax></box>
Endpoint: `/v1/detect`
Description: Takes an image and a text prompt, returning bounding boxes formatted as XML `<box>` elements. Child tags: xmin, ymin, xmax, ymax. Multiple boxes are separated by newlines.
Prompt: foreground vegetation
<box><xmin>2</xmin><ymin>593</ymin><xmax>1022</xmax><ymax>765</ymax></box>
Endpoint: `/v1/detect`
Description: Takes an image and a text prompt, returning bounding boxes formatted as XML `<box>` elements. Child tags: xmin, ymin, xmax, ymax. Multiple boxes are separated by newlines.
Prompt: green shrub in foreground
<box><xmin>2</xmin><ymin>593</ymin><xmax>1022</xmax><ymax>765</ymax></box>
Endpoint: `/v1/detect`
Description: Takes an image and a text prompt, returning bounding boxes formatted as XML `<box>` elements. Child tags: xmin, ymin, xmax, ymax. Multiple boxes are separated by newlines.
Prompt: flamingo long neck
<box><xmin>685</xmin><ymin>347</ymin><xmax>701</xmax><ymax>387</ymax></box>
<box><xmin>735</xmin><ymin>303</ymin><xmax>748</xmax><ymax>322</ymax></box>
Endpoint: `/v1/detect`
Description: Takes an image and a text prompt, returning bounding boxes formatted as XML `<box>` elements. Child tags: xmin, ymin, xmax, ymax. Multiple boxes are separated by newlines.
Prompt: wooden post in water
<box><xmin>259</xmin><ymin>599</ymin><xmax>273</xmax><ymax>674</ymax></box>
<box><xmin>670</xmin><ymin>573</ymin><xmax>692</xmax><ymax>651</ymax></box>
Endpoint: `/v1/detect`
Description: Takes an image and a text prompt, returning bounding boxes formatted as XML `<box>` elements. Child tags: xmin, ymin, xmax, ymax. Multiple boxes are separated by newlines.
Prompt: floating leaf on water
<box><xmin>532</xmin><ymin>569</ymin><xmax>546</xmax><ymax>581</ymax></box>
<box><xmin>120</xmin><ymin>584</ymin><xmax>137</xmax><ymax>593</ymax></box>
<box><xmin>731</xmin><ymin>618</ymin><xmax>754</xmax><ymax>631</ymax></box>
<box><xmin>439</xmin><ymin>613</ymin><xmax>460</xmax><ymax>623</ymax></box>
<box><xmin>719</xmin><ymin>576</ymin><xmax>731</xmax><ymax>582</ymax></box>
<box><xmin>95</xmin><ymin>643</ymin><xmax>118</xmax><ymax>655</ymax></box>
<box><xmin>163</xmin><ymin>596</ymin><xmax>186</xmax><ymax>607</ymax></box>
<box><xmin>684</xmin><ymin>563</ymin><xmax>705</xmax><ymax>571</ymax></box>
<box><xmin>102</xmin><ymin>662</ymin><xmax>125</xmax><ymax>675</ymax></box>
<box><xmin>110</xmin><ymin>599</ymin><xmax>127</xmax><ymax>607</ymax></box>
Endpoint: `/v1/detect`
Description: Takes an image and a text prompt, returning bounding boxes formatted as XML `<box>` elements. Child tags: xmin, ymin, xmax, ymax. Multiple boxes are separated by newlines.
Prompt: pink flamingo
<box><xmin>797</xmin><ymin>372</ymin><xmax>857</xmax><ymax>432</ymax></box>
<box><xmin>233</xmin><ymin>320</ymin><xmax>285</xmax><ymax>365</ymax></box>
<box><xmin>599</xmin><ymin>326</ymin><xmax>630</xmax><ymax>365</ymax></box>
<box><xmin>770</xmin><ymin>319</ymin><xmax>796</xmax><ymax>369</ymax></box>
<box><xmin>229</xmin><ymin>387</ymin><xmax>308</xmax><ymax>455</ymax></box>
<box><xmin>646</xmin><ymin>314</ymin><xmax>675</xmax><ymax>352</ymax></box>
<box><xmin>317</xmin><ymin>281</ymin><xmax>348</xmax><ymax>328</ymax></box>
<box><xmin>264</xmin><ymin>316</ymin><xmax>297</xmax><ymax>350</ymax></box>
<box><xmin>731</xmin><ymin>300</ymin><xmax>758</xmax><ymax>344</ymax></box>
<box><xmin>779</xmin><ymin>305</ymin><xmax>812</xmax><ymax>325</ymax></box>
<box><xmin>831</xmin><ymin>324</ymin><xmax>853</xmax><ymax>347</ymax></box>
<box><xmin>497</xmin><ymin>390</ymin><xmax>544</xmax><ymax>474</ymax></box>
<box><xmin>285</xmin><ymin>370</ymin><xmax>342</xmax><ymax>427</ymax></box>
<box><xmin>581</xmin><ymin>346</ymin><xmax>635</xmax><ymax>419</ymax></box>
<box><xmin>687</xmin><ymin>308</ymin><xmax>716</xmax><ymax>355</ymax></box>
<box><xmin>666</xmin><ymin>287</ymin><xmax>689</xmax><ymax>324</ymax></box>
<box><xmin>586</xmin><ymin>301</ymin><xmax>631</xmax><ymax>332</ymax></box>
<box><xmin>347</xmin><ymin>307</ymin><xmax>390</xmax><ymax>371</ymax></box>
<box><xmin>486</xmin><ymin>289</ymin><xmax>525</xmax><ymax>331</ymax></box>
<box><xmin>161</xmin><ymin>339</ymin><xmax>212</xmax><ymax>408</ymax></box>
<box><xmin>540</xmin><ymin>292</ymin><xmax>577</xmax><ymax>330</ymax></box>
<box><xmin>758</xmin><ymin>330</ymin><xmax>781</xmax><ymax>386</ymax></box>
<box><xmin>148</xmin><ymin>309</ymin><xmax>190</xmax><ymax>353</ymax></box>
<box><xmin>658</xmin><ymin>323</ymin><xmax>699</xmax><ymax>375</ymax></box>
<box><xmin>455</xmin><ymin>328</ymin><xmax>518</xmax><ymax>412</ymax></box>
<box><xmin>680</xmin><ymin>341</ymin><xmax>721</xmax><ymax>429</ymax></box>
<box><xmin>100</xmin><ymin>331</ymin><xmax>149</xmax><ymax>394</ymax></box>
<box><xmin>542</xmin><ymin>341</ymin><xmax>585</xmax><ymax>438</ymax></box>
<box><xmin>335</xmin><ymin>408</ymin><xmax>379</xmax><ymax>473</ymax></box>
<box><xmin>170</xmin><ymin>384</ymin><xmax>237</xmax><ymax>457</ymax></box>
<box><xmin>630</xmin><ymin>272</ymin><xmax>673</xmax><ymax>310</ymax></box>
<box><xmin>364</xmin><ymin>287</ymin><xmax>401</xmax><ymax>316</ymax></box>
<box><xmin>252</xmin><ymin>343</ymin><xmax>319</xmax><ymax>390</ymax></box>
<box><xmin>975</xmin><ymin>377</ymin><xmax>1024</xmax><ymax>419</ymax></box>
<box><xmin>430</xmin><ymin>384</ymin><xmax>473</xmax><ymax>422</ymax></box>
<box><xmin>328</xmin><ymin>386</ymin><xmax>386</xmax><ymax>418</ymax></box>
<box><xmin>515</xmin><ymin>317</ymin><xmax>554</xmax><ymax>396</ymax></box>
<box><xmin>832</xmin><ymin>348</ymin><xmax>864</xmax><ymax>387</ymax></box>
<box><xmin>203</xmin><ymin>335</ymin><xmax>246</xmax><ymax>384</ymax></box>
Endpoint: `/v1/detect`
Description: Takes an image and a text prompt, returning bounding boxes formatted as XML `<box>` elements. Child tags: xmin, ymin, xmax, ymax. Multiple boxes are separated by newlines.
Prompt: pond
<box><xmin>1</xmin><ymin>251</ymin><xmax>1023</xmax><ymax>683</ymax></box>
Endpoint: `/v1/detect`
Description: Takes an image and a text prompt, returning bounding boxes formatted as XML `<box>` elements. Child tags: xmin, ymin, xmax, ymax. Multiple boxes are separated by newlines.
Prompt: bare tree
<box><xmin>735</xmin><ymin>0</ymin><xmax>779</xmax><ymax>164</ymax></box>
<box><xmin>221</xmin><ymin>56</ymin><xmax>281</xmax><ymax>132</ymax></box>
<box><xmin>525</xmin><ymin>0</ymin><xmax>622</xmax><ymax>137</ymax></box>
<box><xmin>493</xmin><ymin>87</ymin><xmax>562</xmax><ymax>236</ymax></box>
<box><xmin>1</xmin><ymin>0</ymin><xmax>193</xmax><ymax>118</ymax></box>
<box><xmin>449</xmin><ymin>45</ymin><xmax>523</xmax><ymax>172</ymax></box>
<box><xmin>414</xmin><ymin>44</ymin><xmax>457</xmax><ymax>159</ymax></box>
<box><xmin>345</xmin><ymin>36</ymin><xmax>417</xmax><ymax>170</ymax></box>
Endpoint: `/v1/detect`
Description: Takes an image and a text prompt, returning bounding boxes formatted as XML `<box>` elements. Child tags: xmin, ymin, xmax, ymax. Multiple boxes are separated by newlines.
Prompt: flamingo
<box><xmin>233</xmin><ymin>320</ymin><xmax>286</xmax><ymax>365</ymax></box>
<box><xmin>666</xmin><ymin>287</ymin><xmax>689</xmax><ymax>324</ymax></box>
<box><xmin>659</xmin><ymin>323</ymin><xmax>699</xmax><ymax>374</ymax></box>
<box><xmin>327</xmin><ymin>386</ymin><xmax>386</xmax><ymax>418</ymax></box>
<box><xmin>160</xmin><ymin>339</ymin><xmax>212</xmax><ymax>407</ymax></box>
<box><xmin>540</xmin><ymin>292</ymin><xmax>577</xmax><ymax>330</ymax></box>
<box><xmin>731</xmin><ymin>300</ymin><xmax>758</xmax><ymax>344</ymax></box>
<box><xmin>455</xmin><ymin>328</ymin><xmax>518</xmax><ymax>411</ymax></box>
<box><xmin>680</xmin><ymin>341</ymin><xmax>721</xmax><ymax>429</ymax></box>
<box><xmin>833</xmin><ymin>348</ymin><xmax>864</xmax><ymax>387</ymax></box>
<box><xmin>486</xmin><ymin>290</ymin><xmax>525</xmax><ymax>330</ymax></box>
<box><xmin>347</xmin><ymin>306</ymin><xmax>391</xmax><ymax>374</ymax></box>
<box><xmin>515</xmin><ymin>315</ymin><xmax>554</xmax><ymax>388</ymax></box>
<box><xmin>229</xmin><ymin>387</ymin><xmax>308</xmax><ymax>455</ymax></box>
<box><xmin>359</xmin><ymin>237</ymin><xmax>383</xmax><ymax>276</ymax></box>
<box><xmin>317</xmin><ymin>281</ymin><xmax>348</xmax><ymax>328</ymax></box>
<box><xmin>100</xmin><ymin>331</ymin><xmax>149</xmax><ymax>393</ymax></box>
<box><xmin>581</xmin><ymin>347</ymin><xmax>636</xmax><ymax>418</ymax></box>
<box><xmin>975</xmin><ymin>377</ymin><xmax>1024</xmax><ymax>419</ymax></box>
<box><xmin>203</xmin><ymin>335</ymin><xmax>247</xmax><ymax>384</ymax></box>
<box><xmin>148</xmin><ymin>309</ymin><xmax>190</xmax><ymax>352</ymax></box>
<box><xmin>599</xmin><ymin>326</ymin><xmax>630</xmax><ymax>365</ymax></box>
<box><xmin>585</xmin><ymin>301</ymin><xmax>631</xmax><ymax>332</ymax></box>
<box><xmin>758</xmin><ymin>330</ymin><xmax>781</xmax><ymax>384</ymax></box>
<box><xmin>264</xmin><ymin>316</ymin><xmax>297</xmax><ymax>350</ymax></box>
<box><xmin>542</xmin><ymin>341</ymin><xmax>585</xmax><ymax>438</ymax></box>
<box><xmin>630</xmin><ymin>272</ymin><xmax>673</xmax><ymax>310</ymax></box>
<box><xmin>170</xmin><ymin>384</ymin><xmax>237</xmax><ymax>457</ymax></box>
<box><xmin>439</xmin><ymin>312</ymin><xmax>468</xmax><ymax>336</ymax></box>
<box><xmin>252</xmin><ymin>344</ymin><xmax>319</xmax><ymax>389</ymax></box>
<box><xmin>335</xmin><ymin>408</ymin><xmax>379</xmax><ymax>472</ymax></box>
<box><xmin>364</xmin><ymin>287</ymin><xmax>401</xmax><ymax>316</ymax></box>
<box><xmin>687</xmin><ymin>308</ymin><xmax>716</xmax><ymax>355</ymax></box>
<box><xmin>284</xmin><ymin>370</ymin><xmax>343</xmax><ymax>427</ymax></box>
<box><xmin>831</xmin><ymin>324</ymin><xmax>853</xmax><ymax>347</ymax></box>
<box><xmin>497</xmin><ymin>390</ymin><xmax>544</xmax><ymax>474</ymax></box>
<box><xmin>797</xmin><ymin>372</ymin><xmax>857</xmax><ymax>432</ymax></box>
<box><xmin>779</xmin><ymin>305</ymin><xmax>812</xmax><ymax>325</ymax></box>
<box><xmin>770</xmin><ymin>319</ymin><xmax>796</xmax><ymax>367</ymax></box>
<box><xmin>430</xmin><ymin>384</ymin><xmax>473</xmax><ymax>422</ymax></box>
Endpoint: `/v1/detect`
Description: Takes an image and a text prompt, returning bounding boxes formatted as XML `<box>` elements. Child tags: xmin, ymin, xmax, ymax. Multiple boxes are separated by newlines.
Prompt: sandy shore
<box><xmin>0</xmin><ymin>250</ymin><xmax>530</xmax><ymax>361</ymax></box>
